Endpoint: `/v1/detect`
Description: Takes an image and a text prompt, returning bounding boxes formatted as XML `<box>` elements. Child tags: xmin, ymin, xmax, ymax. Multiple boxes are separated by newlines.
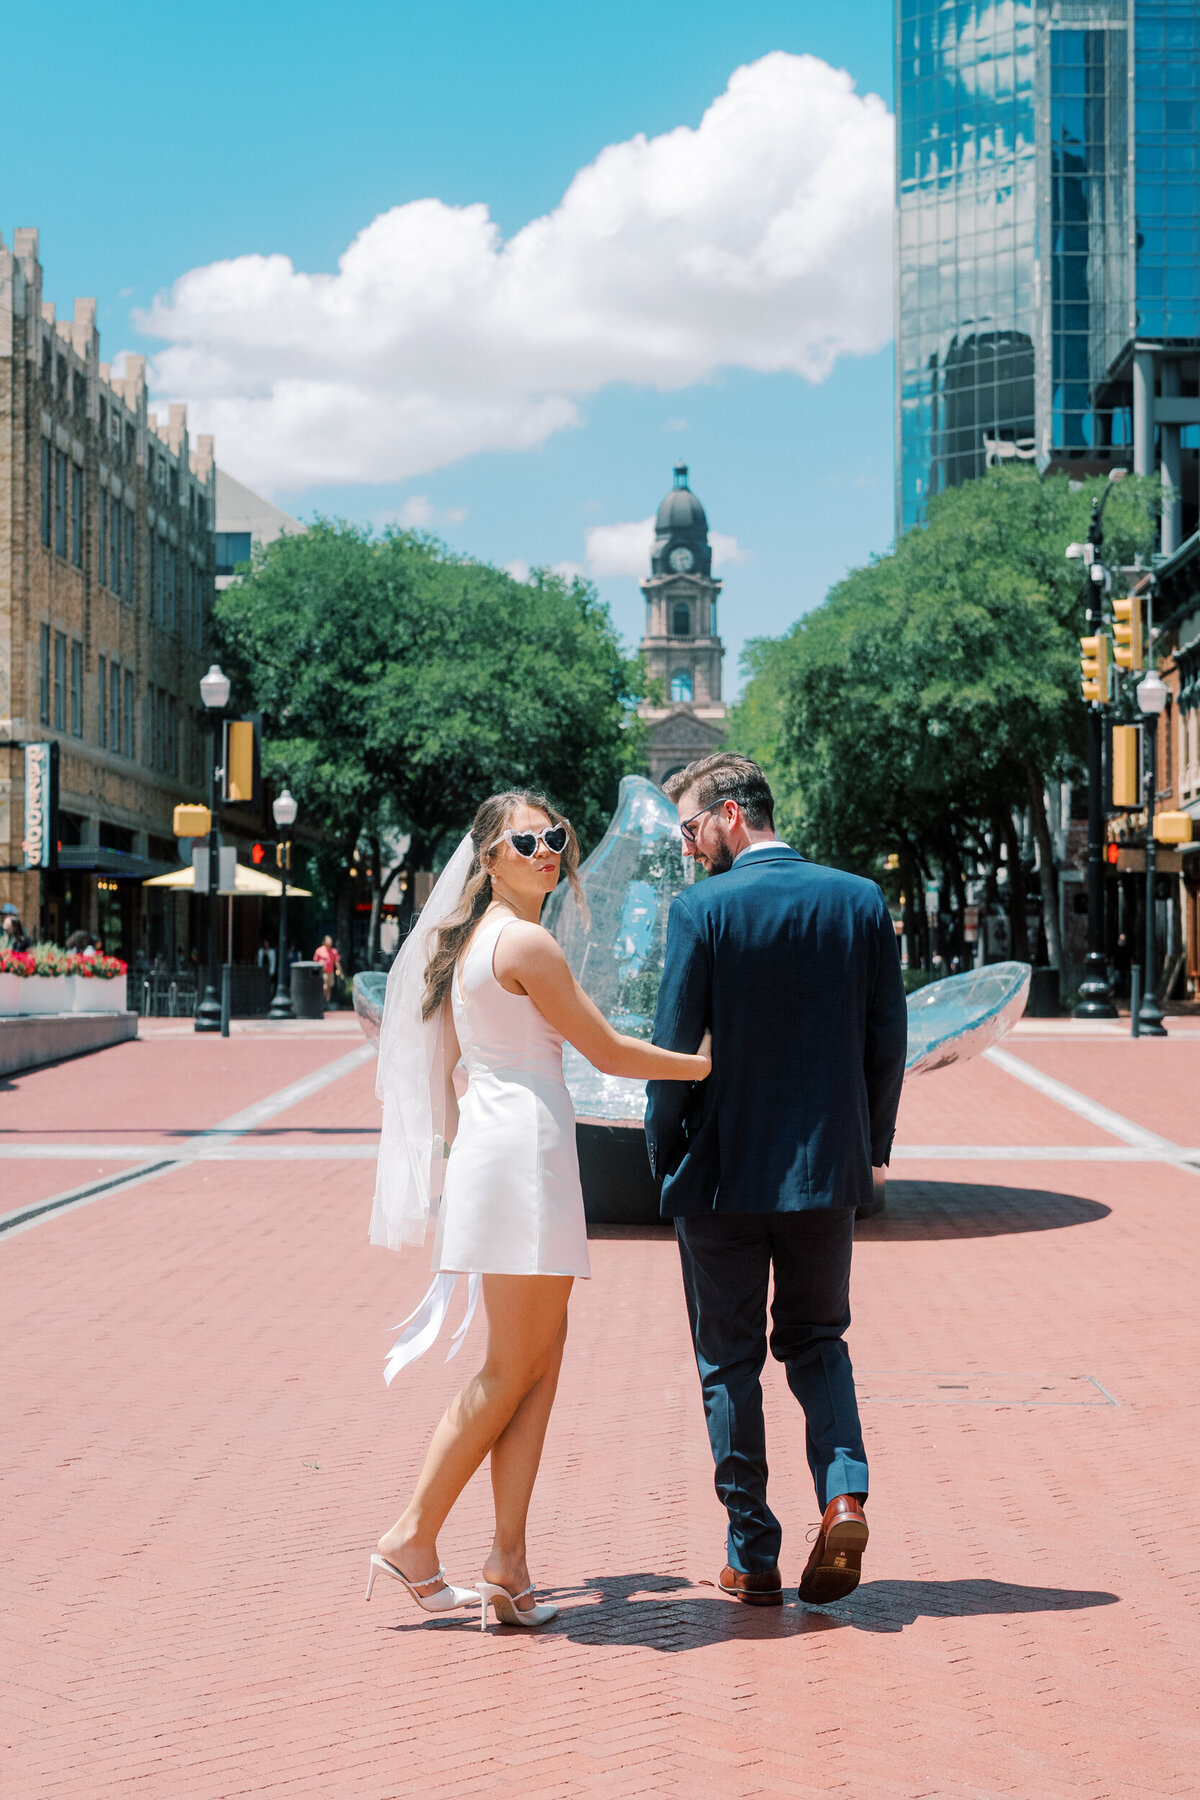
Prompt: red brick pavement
<box><xmin>1</xmin><ymin>1032</ymin><xmax>1198</xmax><ymax>1799</ymax></box>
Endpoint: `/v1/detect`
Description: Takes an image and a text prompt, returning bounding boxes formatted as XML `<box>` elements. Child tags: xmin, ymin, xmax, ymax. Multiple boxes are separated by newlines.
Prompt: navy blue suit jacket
<box><xmin>645</xmin><ymin>848</ymin><xmax>908</xmax><ymax>1217</ymax></box>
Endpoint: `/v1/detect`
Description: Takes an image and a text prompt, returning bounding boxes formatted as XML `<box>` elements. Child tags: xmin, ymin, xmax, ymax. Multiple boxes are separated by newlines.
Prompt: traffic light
<box><xmin>1111</xmin><ymin>724</ymin><xmax>1140</xmax><ymax>807</ymax></box>
<box><xmin>1112</xmin><ymin>596</ymin><xmax>1144</xmax><ymax>672</ymax></box>
<box><xmin>251</xmin><ymin>842</ymin><xmax>267</xmax><ymax>866</ymax></box>
<box><xmin>1080</xmin><ymin>632</ymin><xmax>1110</xmax><ymax>704</ymax></box>
<box><xmin>275</xmin><ymin>840</ymin><xmax>292</xmax><ymax>872</ymax></box>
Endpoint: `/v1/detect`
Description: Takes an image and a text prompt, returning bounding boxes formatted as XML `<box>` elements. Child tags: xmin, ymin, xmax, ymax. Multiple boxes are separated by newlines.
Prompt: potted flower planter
<box><xmin>73</xmin><ymin>973</ymin><xmax>128</xmax><ymax>1013</ymax></box>
<box><xmin>0</xmin><ymin>972</ymin><xmax>21</xmax><ymax>1016</ymax></box>
<box><xmin>19</xmin><ymin>975</ymin><xmax>71</xmax><ymax>1015</ymax></box>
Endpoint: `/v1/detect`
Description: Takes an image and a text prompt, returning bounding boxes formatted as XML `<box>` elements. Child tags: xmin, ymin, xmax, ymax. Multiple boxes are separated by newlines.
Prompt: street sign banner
<box><xmin>22</xmin><ymin>741</ymin><xmax>59</xmax><ymax>869</ymax></box>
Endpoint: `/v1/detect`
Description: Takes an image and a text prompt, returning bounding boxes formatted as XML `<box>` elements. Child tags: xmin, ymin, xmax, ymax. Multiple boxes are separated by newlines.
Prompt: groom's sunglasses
<box><xmin>490</xmin><ymin>825</ymin><xmax>570</xmax><ymax>859</ymax></box>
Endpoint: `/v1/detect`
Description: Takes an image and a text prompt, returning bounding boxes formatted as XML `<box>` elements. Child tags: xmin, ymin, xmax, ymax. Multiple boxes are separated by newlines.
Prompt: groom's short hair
<box><xmin>664</xmin><ymin>754</ymin><xmax>775</xmax><ymax>830</ymax></box>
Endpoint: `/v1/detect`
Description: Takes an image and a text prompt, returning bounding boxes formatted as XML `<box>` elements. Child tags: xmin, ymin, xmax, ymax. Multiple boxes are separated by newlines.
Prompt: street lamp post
<box><xmin>268</xmin><ymin>789</ymin><xmax>298</xmax><ymax>1021</ymax></box>
<box><xmin>1072</xmin><ymin>479</ymin><xmax>1125</xmax><ymax>1020</ymax></box>
<box><xmin>1136</xmin><ymin>667</ymin><xmax>1169</xmax><ymax>1036</ymax></box>
<box><xmin>195</xmin><ymin>663</ymin><xmax>231</xmax><ymax>1033</ymax></box>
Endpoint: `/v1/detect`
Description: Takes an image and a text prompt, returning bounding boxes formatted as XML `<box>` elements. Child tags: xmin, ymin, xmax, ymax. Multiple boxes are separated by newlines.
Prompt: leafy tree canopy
<box><xmin>730</xmin><ymin>466</ymin><xmax>1159</xmax><ymax>964</ymax></box>
<box><xmin>214</xmin><ymin>521</ymin><xmax>648</xmax><ymax>881</ymax></box>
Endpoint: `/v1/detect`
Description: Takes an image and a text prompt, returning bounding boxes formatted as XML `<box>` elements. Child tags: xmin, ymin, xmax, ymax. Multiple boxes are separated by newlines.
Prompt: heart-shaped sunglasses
<box><xmin>490</xmin><ymin>825</ymin><xmax>570</xmax><ymax>859</ymax></box>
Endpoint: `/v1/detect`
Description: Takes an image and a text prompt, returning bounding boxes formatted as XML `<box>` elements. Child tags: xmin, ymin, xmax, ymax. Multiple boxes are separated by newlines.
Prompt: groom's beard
<box><xmin>700</xmin><ymin>831</ymin><xmax>736</xmax><ymax>876</ymax></box>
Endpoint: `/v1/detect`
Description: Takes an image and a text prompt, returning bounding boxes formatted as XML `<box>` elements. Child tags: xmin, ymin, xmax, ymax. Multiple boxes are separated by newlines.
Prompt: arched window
<box><xmin>670</xmin><ymin>668</ymin><xmax>693</xmax><ymax>703</ymax></box>
<box><xmin>672</xmin><ymin>602</ymin><xmax>691</xmax><ymax>637</ymax></box>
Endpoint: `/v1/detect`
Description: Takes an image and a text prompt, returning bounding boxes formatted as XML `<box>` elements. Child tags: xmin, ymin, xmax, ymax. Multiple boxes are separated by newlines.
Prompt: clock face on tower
<box><xmin>668</xmin><ymin>545</ymin><xmax>695</xmax><ymax>573</ymax></box>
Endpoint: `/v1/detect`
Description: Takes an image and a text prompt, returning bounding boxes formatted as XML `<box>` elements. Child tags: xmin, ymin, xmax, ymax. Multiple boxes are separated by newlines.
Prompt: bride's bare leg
<box><xmin>378</xmin><ymin>1274</ymin><xmax>572</xmax><ymax>1584</ymax></box>
<box><xmin>484</xmin><ymin>1313</ymin><xmax>568</xmax><ymax>1608</ymax></box>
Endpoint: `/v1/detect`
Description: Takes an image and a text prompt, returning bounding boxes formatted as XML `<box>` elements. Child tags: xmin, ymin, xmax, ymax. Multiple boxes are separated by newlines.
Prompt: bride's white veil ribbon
<box><xmin>370</xmin><ymin>832</ymin><xmax>475</xmax><ymax>1252</ymax></box>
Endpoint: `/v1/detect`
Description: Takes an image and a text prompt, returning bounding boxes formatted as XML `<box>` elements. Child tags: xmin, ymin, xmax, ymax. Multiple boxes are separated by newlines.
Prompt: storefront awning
<box><xmin>142</xmin><ymin>863</ymin><xmax>311</xmax><ymax>897</ymax></box>
<box><xmin>55</xmin><ymin>846</ymin><xmax>176</xmax><ymax>881</ymax></box>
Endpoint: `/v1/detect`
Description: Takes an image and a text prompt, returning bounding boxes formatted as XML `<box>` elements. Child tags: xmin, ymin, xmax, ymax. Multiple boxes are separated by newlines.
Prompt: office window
<box><xmin>40</xmin><ymin>440</ymin><xmax>51</xmax><ymax>547</ymax></box>
<box><xmin>215</xmin><ymin>531</ymin><xmax>252</xmax><ymax>577</ymax></box>
<box><xmin>72</xmin><ymin>370</ymin><xmax>86</xmax><ymax>420</ymax></box>
<box><xmin>110</xmin><ymin>498</ymin><xmax>121</xmax><ymax>594</ymax></box>
<box><xmin>70</xmin><ymin>640</ymin><xmax>82</xmax><ymax>736</ymax></box>
<box><xmin>53</xmin><ymin>631</ymin><xmax>67</xmax><ymax>730</ymax></box>
<box><xmin>672</xmin><ymin>602</ymin><xmax>691</xmax><ymax>636</ymax></box>
<box><xmin>124</xmin><ymin>509</ymin><xmax>133</xmax><ymax>603</ymax></box>
<box><xmin>109</xmin><ymin>661</ymin><xmax>121</xmax><ymax>753</ymax></box>
<box><xmin>56</xmin><ymin>353</ymin><xmax>67</xmax><ymax>398</ymax></box>
<box><xmin>99</xmin><ymin>397</ymin><xmax>108</xmax><ymax>438</ymax></box>
<box><xmin>40</xmin><ymin>624</ymin><xmax>51</xmax><ymax>726</ymax></box>
<box><xmin>670</xmin><ymin>668</ymin><xmax>694</xmax><ymax>703</ymax></box>
<box><xmin>167</xmin><ymin>546</ymin><xmax>176</xmax><ymax>632</ymax></box>
<box><xmin>123</xmin><ymin>670</ymin><xmax>134</xmax><ymax>758</ymax></box>
<box><xmin>166</xmin><ymin>694</ymin><xmax>178</xmax><ymax>776</ymax></box>
<box><xmin>54</xmin><ymin>451</ymin><xmax>67</xmax><ymax>557</ymax></box>
<box><xmin>125</xmin><ymin>423</ymin><xmax>135</xmax><ymax>465</ymax></box>
<box><xmin>98</xmin><ymin>490</ymin><xmax>108</xmax><ymax>587</ymax></box>
<box><xmin>98</xmin><ymin>656</ymin><xmax>107</xmax><ymax>749</ymax></box>
<box><xmin>71</xmin><ymin>465</ymin><xmax>83</xmax><ymax>568</ymax></box>
<box><xmin>154</xmin><ymin>537</ymin><xmax>164</xmax><ymax>623</ymax></box>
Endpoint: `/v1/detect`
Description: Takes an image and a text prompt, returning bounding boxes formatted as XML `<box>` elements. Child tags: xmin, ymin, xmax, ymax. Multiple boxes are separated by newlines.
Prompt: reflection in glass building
<box><xmin>897</xmin><ymin>0</ymin><xmax>1200</xmax><ymax>552</ymax></box>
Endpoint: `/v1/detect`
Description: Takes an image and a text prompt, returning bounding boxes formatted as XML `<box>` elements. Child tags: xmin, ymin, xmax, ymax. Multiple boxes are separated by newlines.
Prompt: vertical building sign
<box><xmin>23</xmin><ymin>741</ymin><xmax>60</xmax><ymax>869</ymax></box>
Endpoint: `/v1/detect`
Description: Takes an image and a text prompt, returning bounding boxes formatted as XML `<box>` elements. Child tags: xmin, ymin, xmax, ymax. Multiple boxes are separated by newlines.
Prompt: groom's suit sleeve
<box><xmin>644</xmin><ymin>898</ymin><xmax>710</xmax><ymax>1182</ymax></box>
<box><xmin>865</xmin><ymin>893</ymin><xmax>908</xmax><ymax>1167</ymax></box>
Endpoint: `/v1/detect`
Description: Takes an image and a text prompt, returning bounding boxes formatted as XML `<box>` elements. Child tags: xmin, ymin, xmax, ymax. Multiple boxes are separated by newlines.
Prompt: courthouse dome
<box><xmin>654</xmin><ymin>464</ymin><xmax>709</xmax><ymax>538</ymax></box>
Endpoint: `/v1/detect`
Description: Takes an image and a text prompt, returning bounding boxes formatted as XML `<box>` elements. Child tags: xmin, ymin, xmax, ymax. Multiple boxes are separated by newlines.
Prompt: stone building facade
<box><xmin>636</xmin><ymin>465</ymin><xmax>728</xmax><ymax>786</ymax></box>
<box><xmin>0</xmin><ymin>228</ymin><xmax>217</xmax><ymax>961</ymax></box>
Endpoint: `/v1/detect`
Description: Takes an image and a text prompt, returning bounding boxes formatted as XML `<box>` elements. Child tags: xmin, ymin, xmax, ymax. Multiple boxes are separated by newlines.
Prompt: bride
<box><xmin>366</xmin><ymin>789</ymin><xmax>710</xmax><ymax>1631</ymax></box>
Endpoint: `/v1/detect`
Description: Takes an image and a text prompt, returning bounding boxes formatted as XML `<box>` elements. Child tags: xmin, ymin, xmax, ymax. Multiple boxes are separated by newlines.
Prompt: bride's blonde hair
<box><xmin>420</xmin><ymin>790</ymin><xmax>586</xmax><ymax>1020</ymax></box>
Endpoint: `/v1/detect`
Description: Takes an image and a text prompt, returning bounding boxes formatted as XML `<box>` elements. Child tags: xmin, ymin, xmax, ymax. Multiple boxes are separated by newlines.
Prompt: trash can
<box><xmin>290</xmin><ymin>960</ymin><xmax>325</xmax><ymax>1019</ymax></box>
<box><xmin>1024</xmin><ymin>966</ymin><xmax>1061</xmax><ymax>1018</ymax></box>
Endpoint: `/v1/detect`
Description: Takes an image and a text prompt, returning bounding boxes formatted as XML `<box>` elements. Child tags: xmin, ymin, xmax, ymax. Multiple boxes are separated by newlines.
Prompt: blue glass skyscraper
<box><xmin>897</xmin><ymin>0</ymin><xmax>1200</xmax><ymax>550</ymax></box>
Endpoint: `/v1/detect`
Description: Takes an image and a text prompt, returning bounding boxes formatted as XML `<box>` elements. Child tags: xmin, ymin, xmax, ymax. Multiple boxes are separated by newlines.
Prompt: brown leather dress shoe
<box><xmin>797</xmin><ymin>1495</ymin><xmax>868</xmax><ymax>1605</ymax></box>
<box><xmin>719</xmin><ymin>1564</ymin><xmax>783</xmax><ymax>1606</ymax></box>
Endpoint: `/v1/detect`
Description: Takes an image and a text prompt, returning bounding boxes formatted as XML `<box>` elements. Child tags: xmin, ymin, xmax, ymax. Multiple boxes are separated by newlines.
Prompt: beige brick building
<box><xmin>0</xmin><ymin>228</ymin><xmax>216</xmax><ymax>961</ymax></box>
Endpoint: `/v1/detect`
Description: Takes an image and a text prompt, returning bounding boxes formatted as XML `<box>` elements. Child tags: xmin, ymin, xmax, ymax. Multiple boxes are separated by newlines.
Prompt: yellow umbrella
<box><xmin>143</xmin><ymin>863</ymin><xmax>311</xmax><ymax>897</ymax></box>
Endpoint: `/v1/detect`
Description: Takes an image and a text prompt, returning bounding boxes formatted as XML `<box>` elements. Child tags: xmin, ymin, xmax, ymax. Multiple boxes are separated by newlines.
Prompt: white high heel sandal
<box><xmin>365</xmin><ymin>1554</ymin><xmax>478</xmax><ymax>1613</ymax></box>
<box><xmin>477</xmin><ymin>1578</ymin><xmax>558</xmax><ymax>1631</ymax></box>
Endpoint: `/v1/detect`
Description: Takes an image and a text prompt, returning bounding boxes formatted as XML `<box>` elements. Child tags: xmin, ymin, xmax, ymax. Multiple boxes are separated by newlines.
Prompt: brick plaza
<box><xmin>2</xmin><ymin>1017</ymin><xmax>1198</xmax><ymax>1799</ymax></box>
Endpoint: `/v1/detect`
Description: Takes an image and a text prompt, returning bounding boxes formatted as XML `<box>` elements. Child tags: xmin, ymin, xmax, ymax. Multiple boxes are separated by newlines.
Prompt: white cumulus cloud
<box><xmin>140</xmin><ymin>52</ymin><xmax>892</xmax><ymax>490</ymax></box>
<box><xmin>586</xmin><ymin>516</ymin><xmax>747</xmax><ymax>578</ymax></box>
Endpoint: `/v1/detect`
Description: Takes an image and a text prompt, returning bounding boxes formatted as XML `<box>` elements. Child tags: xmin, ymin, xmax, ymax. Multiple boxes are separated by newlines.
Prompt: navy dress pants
<box><xmin>674</xmin><ymin>1210</ymin><xmax>868</xmax><ymax>1574</ymax></box>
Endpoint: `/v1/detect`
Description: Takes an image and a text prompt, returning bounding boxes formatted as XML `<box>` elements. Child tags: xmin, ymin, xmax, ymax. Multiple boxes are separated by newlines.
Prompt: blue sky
<box><xmin>4</xmin><ymin>0</ymin><xmax>896</xmax><ymax>688</ymax></box>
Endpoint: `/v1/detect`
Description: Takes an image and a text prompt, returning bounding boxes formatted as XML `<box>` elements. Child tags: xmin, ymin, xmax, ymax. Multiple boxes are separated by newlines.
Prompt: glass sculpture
<box><xmin>352</xmin><ymin>775</ymin><xmax>1032</xmax><ymax>1120</ymax></box>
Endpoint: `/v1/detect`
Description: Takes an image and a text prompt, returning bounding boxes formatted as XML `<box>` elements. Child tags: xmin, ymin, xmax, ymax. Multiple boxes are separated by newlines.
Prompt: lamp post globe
<box><xmin>200</xmin><ymin>663</ymin><xmax>231</xmax><ymax>711</ymax></box>
<box><xmin>1136</xmin><ymin>667</ymin><xmax>1169</xmax><ymax>1037</ymax></box>
<box><xmin>268</xmin><ymin>789</ymin><xmax>298</xmax><ymax>1020</ymax></box>
<box><xmin>195</xmin><ymin>665</ymin><xmax>230</xmax><ymax>1032</ymax></box>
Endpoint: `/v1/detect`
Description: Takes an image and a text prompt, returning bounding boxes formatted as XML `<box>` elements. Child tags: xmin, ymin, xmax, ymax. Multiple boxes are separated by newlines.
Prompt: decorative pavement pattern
<box><xmin>2</xmin><ymin>1015</ymin><xmax>1198</xmax><ymax>1798</ymax></box>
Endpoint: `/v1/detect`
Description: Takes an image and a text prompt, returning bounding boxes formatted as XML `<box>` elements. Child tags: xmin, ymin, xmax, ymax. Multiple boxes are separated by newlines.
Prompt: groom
<box><xmin>645</xmin><ymin>753</ymin><xmax>907</xmax><ymax>1605</ymax></box>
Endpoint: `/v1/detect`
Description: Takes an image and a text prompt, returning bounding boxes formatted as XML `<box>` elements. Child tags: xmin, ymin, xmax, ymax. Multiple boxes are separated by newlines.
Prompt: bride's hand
<box><xmin>694</xmin><ymin>1030</ymin><xmax>712</xmax><ymax>1079</ymax></box>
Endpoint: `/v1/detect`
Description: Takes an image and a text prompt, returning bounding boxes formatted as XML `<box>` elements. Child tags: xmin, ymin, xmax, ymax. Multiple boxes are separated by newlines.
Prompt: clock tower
<box><xmin>637</xmin><ymin>464</ymin><xmax>728</xmax><ymax>786</ymax></box>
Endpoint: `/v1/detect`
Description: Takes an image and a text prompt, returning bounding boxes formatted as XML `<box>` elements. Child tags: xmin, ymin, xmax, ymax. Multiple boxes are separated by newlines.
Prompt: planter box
<box><xmin>72</xmin><ymin>973</ymin><xmax>127</xmax><ymax>1013</ymax></box>
<box><xmin>0</xmin><ymin>973</ymin><xmax>21</xmax><ymax>1016</ymax></box>
<box><xmin>19</xmin><ymin>974</ymin><xmax>70</xmax><ymax>1015</ymax></box>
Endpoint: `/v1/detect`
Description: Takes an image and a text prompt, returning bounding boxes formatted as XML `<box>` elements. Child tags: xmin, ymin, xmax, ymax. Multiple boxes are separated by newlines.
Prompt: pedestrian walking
<box><xmin>313</xmin><ymin>935</ymin><xmax>341</xmax><ymax>1003</ymax></box>
<box><xmin>2</xmin><ymin>903</ymin><xmax>32</xmax><ymax>953</ymax></box>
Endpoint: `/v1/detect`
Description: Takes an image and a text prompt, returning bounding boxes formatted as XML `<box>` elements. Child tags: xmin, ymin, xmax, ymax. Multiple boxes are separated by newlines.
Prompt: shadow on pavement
<box><xmin>544</xmin><ymin>1573</ymin><xmax>1119</xmax><ymax>1649</ymax></box>
<box><xmin>380</xmin><ymin>1571</ymin><xmax>1118</xmax><ymax>1648</ymax></box>
<box><xmin>855</xmin><ymin>1181</ymin><xmax>1110</xmax><ymax>1240</ymax></box>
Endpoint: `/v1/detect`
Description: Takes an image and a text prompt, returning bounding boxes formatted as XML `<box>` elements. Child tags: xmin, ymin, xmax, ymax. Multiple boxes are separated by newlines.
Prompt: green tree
<box><xmin>731</xmin><ymin>466</ymin><xmax>1159</xmax><ymax>973</ymax></box>
<box><xmin>214</xmin><ymin>522</ymin><xmax>647</xmax><ymax>967</ymax></box>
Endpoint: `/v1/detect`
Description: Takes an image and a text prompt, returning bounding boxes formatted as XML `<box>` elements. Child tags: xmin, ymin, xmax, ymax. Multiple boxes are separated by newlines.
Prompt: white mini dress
<box><xmin>432</xmin><ymin>910</ymin><xmax>591</xmax><ymax>1279</ymax></box>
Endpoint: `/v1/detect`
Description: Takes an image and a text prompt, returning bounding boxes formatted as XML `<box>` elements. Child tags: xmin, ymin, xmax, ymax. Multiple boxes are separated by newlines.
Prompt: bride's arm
<box><xmin>494</xmin><ymin>922</ymin><xmax>710</xmax><ymax>1082</ymax></box>
<box><xmin>439</xmin><ymin>999</ymin><xmax>462</xmax><ymax>1145</ymax></box>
